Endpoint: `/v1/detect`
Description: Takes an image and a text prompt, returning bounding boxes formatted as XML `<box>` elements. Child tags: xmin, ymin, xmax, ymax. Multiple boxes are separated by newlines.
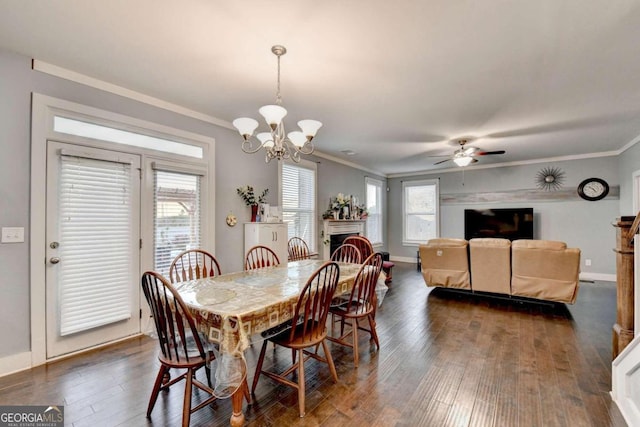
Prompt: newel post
<box><xmin>612</xmin><ymin>216</ymin><xmax>635</xmax><ymax>359</ymax></box>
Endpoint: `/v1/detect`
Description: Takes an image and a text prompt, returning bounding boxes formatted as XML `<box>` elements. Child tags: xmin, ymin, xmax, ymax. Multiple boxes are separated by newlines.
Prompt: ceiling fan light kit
<box><xmin>232</xmin><ymin>45</ymin><xmax>321</xmax><ymax>163</ymax></box>
<box><xmin>434</xmin><ymin>139</ymin><xmax>505</xmax><ymax>167</ymax></box>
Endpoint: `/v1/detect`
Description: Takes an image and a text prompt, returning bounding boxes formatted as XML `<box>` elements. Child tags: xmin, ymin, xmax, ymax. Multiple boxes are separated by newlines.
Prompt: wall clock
<box><xmin>577</xmin><ymin>178</ymin><xmax>609</xmax><ymax>201</ymax></box>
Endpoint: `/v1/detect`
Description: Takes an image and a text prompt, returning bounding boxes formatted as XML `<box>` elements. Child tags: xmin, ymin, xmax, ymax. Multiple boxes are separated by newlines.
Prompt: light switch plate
<box><xmin>1</xmin><ymin>227</ymin><xmax>25</xmax><ymax>243</ymax></box>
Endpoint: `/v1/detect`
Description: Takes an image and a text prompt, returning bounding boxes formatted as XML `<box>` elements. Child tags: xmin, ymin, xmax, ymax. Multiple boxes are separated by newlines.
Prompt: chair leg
<box><xmin>368</xmin><ymin>313</ymin><xmax>380</xmax><ymax>349</ymax></box>
<box><xmin>251</xmin><ymin>339</ymin><xmax>269</xmax><ymax>395</ymax></box>
<box><xmin>352</xmin><ymin>318</ymin><xmax>359</xmax><ymax>367</ymax></box>
<box><xmin>242</xmin><ymin>377</ymin><xmax>252</xmax><ymax>405</ymax></box>
<box><xmin>321</xmin><ymin>339</ymin><xmax>338</xmax><ymax>382</ymax></box>
<box><xmin>297</xmin><ymin>349</ymin><xmax>305</xmax><ymax>417</ymax></box>
<box><xmin>182</xmin><ymin>368</ymin><xmax>194</xmax><ymax>427</ymax></box>
<box><xmin>147</xmin><ymin>365</ymin><xmax>168</xmax><ymax>417</ymax></box>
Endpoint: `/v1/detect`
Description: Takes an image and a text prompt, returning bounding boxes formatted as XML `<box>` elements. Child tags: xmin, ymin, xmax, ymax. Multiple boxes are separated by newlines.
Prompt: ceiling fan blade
<box><xmin>434</xmin><ymin>158</ymin><xmax>452</xmax><ymax>165</ymax></box>
<box><xmin>475</xmin><ymin>150</ymin><xmax>506</xmax><ymax>156</ymax></box>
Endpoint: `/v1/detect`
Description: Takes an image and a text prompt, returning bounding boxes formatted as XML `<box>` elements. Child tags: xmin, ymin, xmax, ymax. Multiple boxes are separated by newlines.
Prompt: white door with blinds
<box><xmin>151</xmin><ymin>164</ymin><xmax>203</xmax><ymax>277</ymax></box>
<box><xmin>46</xmin><ymin>142</ymin><xmax>141</xmax><ymax>358</ymax></box>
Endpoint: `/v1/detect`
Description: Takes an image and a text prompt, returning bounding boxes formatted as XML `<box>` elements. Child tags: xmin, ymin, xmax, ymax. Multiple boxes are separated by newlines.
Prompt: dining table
<box><xmin>173</xmin><ymin>259</ymin><xmax>370</xmax><ymax>426</ymax></box>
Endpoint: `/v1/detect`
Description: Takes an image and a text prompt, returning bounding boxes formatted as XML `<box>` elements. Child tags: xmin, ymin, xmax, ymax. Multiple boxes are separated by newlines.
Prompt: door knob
<box><xmin>50</xmin><ymin>257</ymin><xmax>61</xmax><ymax>264</ymax></box>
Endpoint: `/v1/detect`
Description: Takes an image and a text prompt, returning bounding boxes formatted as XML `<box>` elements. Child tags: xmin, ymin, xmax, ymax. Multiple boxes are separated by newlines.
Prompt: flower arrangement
<box><xmin>236</xmin><ymin>185</ymin><xmax>269</xmax><ymax>206</ymax></box>
<box><xmin>331</xmin><ymin>193</ymin><xmax>351</xmax><ymax>211</ymax></box>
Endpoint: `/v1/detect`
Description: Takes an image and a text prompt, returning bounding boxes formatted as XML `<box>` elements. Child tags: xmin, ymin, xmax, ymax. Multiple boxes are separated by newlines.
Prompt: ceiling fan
<box><xmin>433</xmin><ymin>139</ymin><xmax>505</xmax><ymax>167</ymax></box>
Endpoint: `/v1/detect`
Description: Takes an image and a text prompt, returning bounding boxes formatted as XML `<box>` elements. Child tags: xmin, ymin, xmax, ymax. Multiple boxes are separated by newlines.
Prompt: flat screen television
<box><xmin>464</xmin><ymin>208</ymin><xmax>534</xmax><ymax>241</ymax></box>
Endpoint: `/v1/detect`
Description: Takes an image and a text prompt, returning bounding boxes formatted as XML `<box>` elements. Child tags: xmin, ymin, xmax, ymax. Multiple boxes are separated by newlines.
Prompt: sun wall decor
<box><xmin>535</xmin><ymin>166</ymin><xmax>565</xmax><ymax>191</ymax></box>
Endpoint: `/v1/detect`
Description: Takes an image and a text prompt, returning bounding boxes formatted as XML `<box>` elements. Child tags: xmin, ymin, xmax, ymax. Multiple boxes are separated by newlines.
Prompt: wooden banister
<box><xmin>627</xmin><ymin>210</ymin><xmax>640</xmax><ymax>243</ymax></box>
<box><xmin>612</xmin><ymin>215</ymin><xmax>636</xmax><ymax>359</ymax></box>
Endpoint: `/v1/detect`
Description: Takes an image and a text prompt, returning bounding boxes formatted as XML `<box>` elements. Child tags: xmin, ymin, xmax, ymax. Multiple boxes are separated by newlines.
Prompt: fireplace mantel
<box><xmin>322</xmin><ymin>219</ymin><xmax>366</xmax><ymax>259</ymax></box>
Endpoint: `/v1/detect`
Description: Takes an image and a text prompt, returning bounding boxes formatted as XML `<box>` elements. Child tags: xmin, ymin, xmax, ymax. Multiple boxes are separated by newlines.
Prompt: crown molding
<box><xmin>387</xmin><ymin>151</ymin><xmax>621</xmax><ymax>179</ymax></box>
<box><xmin>32</xmin><ymin>60</ymin><xmax>235</xmax><ymax>130</ymax></box>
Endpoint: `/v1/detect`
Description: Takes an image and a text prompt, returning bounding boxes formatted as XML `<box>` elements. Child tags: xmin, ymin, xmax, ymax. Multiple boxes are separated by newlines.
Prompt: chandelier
<box><xmin>232</xmin><ymin>45</ymin><xmax>322</xmax><ymax>163</ymax></box>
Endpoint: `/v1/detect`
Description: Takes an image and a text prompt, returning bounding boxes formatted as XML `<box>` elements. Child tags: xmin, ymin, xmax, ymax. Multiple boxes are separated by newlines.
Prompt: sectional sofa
<box><xmin>419</xmin><ymin>237</ymin><xmax>581</xmax><ymax>304</ymax></box>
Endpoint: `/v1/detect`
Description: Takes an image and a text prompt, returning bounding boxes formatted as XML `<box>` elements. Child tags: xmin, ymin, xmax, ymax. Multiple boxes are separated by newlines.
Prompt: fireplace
<box><xmin>330</xmin><ymin>233</ymin><xmax>359</xmax><ymax>257</ymax></box>
<box><xmin>322</xmin><ymin>219</ymin><xmax>365</xmax><ymax>259</ymax></box>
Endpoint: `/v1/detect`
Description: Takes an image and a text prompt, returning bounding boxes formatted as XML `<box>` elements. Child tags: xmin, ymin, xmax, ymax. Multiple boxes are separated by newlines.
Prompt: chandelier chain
<box><xmin>276</xmin><ymin>54</ymin><xmax>282</xmax><ymax>105</ymax></box>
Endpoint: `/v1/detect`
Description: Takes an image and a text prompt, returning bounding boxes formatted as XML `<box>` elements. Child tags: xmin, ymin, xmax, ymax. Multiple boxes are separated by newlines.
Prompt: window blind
<box><xmin>366</xmin><ymin>178</ymin><xmax>383</xmax><ymax>245</ymax></box>
<box><xmin>58</xmin><ymin>154</ymin><xmax>134</xmax><ymax>336</ymax></box>
<box><xmin>153</xmin><ymin>170</ymin><xmax>202</xmax><ymax>276</ymax></box>
<box><xmin>282</xmin><ymin>163</ymin><xmax>316</xmax><ymax>248</ymax></box>
<box><xmin>403</xmin><ymin>180</ymin><xmax>439</xmax><ymax>244</ymax></box>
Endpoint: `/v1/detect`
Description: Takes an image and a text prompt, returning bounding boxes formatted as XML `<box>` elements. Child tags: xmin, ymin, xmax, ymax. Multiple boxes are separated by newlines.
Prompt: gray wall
<box><xmin>619</xmin><ymin>141</ymin><xmax>640</xmax><ymax>215</ymax></box>
<box><xmin>388</xmin><ymin>157</ymin><xmax>621</xmax><ymax>275</ymax></box>
<box><xmin>310</xmin><ymin>154</ymin><xmax>387</xmax><ymax>254</ymax></box>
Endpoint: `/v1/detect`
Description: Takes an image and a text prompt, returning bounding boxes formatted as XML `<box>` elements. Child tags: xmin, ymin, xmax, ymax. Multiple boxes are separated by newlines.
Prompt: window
<box><xmin>365</xmin><ymin>177</ymin><xmax>383</xmax><ymax>245</ymax></box>
<box><xmin>280</xmin><ymin>160</ymin><xmax>317</xmax><ymax>250</ymax></box>
<box><xmin>403</xmin><ymin>179</ymin><xmax>439</xmax><ymax>245</ymax></box>
<box><xmin>153</xmin><ymin>166</ymin><xmax>204</xmax><ymax>276</ymax></box>
<box><xmin>54</xmin><ymin>116</ymin><xmax>204</xmax><ymax>158</ymax></box>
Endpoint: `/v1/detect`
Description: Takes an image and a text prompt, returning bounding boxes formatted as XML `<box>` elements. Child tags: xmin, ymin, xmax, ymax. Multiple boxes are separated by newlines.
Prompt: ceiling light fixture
<box><xmin>453</xmin><ymin>152</ymin><xmax>473</xmax><ymax>167</ymax></box>
<box><xmin>232</xmin><ymin>45</ymin><xmax>322</xmax><ymax>163</ymax></box>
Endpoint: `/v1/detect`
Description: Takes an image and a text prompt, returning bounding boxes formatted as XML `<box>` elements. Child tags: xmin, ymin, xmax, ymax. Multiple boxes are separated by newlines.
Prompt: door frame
<box><xmin>30</xmin><ymin>93</ymin><xmax>216</xmax><ymax>366</ymax></box>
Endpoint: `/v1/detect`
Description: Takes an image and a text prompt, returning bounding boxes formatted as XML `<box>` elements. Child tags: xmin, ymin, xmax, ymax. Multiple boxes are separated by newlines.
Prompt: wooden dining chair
<box><xmin>344</xmin><ymin>235</ymin><xmax>394</xmax><ymax>284</ymax></box>
<box><xmin>330</xmin><ymin>243</ymin><xmax>362</xmax><ymax>264</ymax></box>
<box><xmin>169</xmin><ymin>249</ymin><xmax>222</xmax><ymax>283</ymax></box>
<box><xmin>287</xmin><ymin>237</ymin><xmax>311</xmax><ymax>261</ymax></box>
<box><xmin>251</xmin><ymin>261</ymin><xmax>340</xmax><ymax>417</ymax></box>
<box><xmin>343</xmin><ymin>235</ymin><xmax>373</xmax><ymax>259</ymax></box>
<box><xmin>141</xmin><ymin>271</ymin><xmax>217</xmax><ymax>427</ymax></box>
<box><xmin>245</xmin><ymin>245</ymin><xmax>281</xmax><ymax>270</ymax></box>
<box><xmin>327</xmin><ymin>252</ymin><xmax>383</xmax><ymax>367</ymax></box>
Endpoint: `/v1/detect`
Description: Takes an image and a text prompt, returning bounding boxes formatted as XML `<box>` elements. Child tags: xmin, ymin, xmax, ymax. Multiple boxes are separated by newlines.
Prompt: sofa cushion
<box><xmin>469</xmin><ymin>238</ymin><xmax>511</xmax><ymax>294</ymax></box>
<box><xmin>419</xmin><ymin>239</ymin><xmax>470</xmax><ymax>289</ymax></box>
<box><xmin>511</xmin><ymin>240</ymin><xmax>580</xmax><ymax>303</ymax></box>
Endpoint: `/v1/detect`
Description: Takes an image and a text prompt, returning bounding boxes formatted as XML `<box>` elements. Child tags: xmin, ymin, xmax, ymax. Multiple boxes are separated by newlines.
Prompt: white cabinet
<box><xmin>244</xmin><ymin>223</ymin><xmax>288</xmax><ymax>265</ymax></box>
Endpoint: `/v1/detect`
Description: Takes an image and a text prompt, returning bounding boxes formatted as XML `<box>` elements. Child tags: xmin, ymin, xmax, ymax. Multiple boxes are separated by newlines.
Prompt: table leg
<box><xmin>230</xmin><ymin>380</ymin><xmax>246</xmax><ymax>427</ymax></box>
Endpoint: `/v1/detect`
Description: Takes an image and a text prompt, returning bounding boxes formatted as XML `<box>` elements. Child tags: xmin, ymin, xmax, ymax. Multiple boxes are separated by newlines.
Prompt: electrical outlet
<box><xmin>585</xmin><ymin>259</ymin><xmax>592</xmax><ymax>266</ymax></box>
<box><xmin>1</xmin><ymin>227</ymin><xmax>24</xmax><ymax>243</ymax></box>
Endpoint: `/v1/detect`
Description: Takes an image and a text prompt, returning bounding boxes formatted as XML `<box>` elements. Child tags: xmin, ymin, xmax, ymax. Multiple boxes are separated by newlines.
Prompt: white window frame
<box><xmin>365</xmin><ymin>177</ymin><xmax>384</xmax><ymax>246</ymax></box>
<box><xmin>278</xmin><ymin>158</ymin><xmax>317</xmax><ymax>251</ymax></box>
<box><xmin>30</xmin><ymin>93</ymin><xmax>215</xmax><ymax>365</ymax></box>
<box><xmin>402</xmin><ymin>179</ymin><xmax>440</xmax><ymax>246</ymax></box>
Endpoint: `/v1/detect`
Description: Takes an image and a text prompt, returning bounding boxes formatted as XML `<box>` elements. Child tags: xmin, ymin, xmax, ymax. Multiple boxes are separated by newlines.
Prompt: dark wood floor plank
<box><xmin>0</xmin><ymin>263</ymin><xmax>627</xmax><ymax>427</ymax></box>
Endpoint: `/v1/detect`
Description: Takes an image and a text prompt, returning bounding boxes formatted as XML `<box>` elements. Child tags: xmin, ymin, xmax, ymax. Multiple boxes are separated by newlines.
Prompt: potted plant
<box><xmin>237</xmin><ymin>185</ymin><xmax>269</xmax><ymax>222</ymax></box>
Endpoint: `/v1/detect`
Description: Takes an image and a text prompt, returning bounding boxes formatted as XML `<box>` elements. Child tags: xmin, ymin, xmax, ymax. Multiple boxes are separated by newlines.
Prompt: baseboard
<box><xmin>390</xmin><ymin>256</ymin><xmax>417</xmax><ymax>263</ymax></box>
<box><xmin>0</xmin><ymin>351</ymin><xmax>32</xmax><ymax>377</ymax></box>
<box><xmin>579</xmin><ymin>272</ymin><xmax>616</xmax><ymax>282</ymax></box>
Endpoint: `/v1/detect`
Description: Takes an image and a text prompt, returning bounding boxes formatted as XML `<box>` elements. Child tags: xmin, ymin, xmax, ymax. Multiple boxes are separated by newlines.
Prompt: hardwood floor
<box><xmin>0</xmin><ymin>263</ymin><xmax>627</xmax><ymax>426</ymax></box>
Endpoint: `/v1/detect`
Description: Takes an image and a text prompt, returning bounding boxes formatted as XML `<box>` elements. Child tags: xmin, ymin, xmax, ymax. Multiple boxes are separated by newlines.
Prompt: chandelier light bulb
<box><xmin>256</xmin><ymin>132</ymin><xmax>274</xmax><ymax>148</ymax></box>
<box><xmin>298</xmin><ymin>119</ymin><xmax>322</xmax><ymax>139</ymax></box>
<box><xmin>232</xmin><ymin>118</ymin><xmax>259</xmax><ymax>140</ymax></box>
<box><xmin>287</xmin><ymin>131</ymin><xmax>307</xmax><ymax>147</ymax></box>
<box><xmin>259</xmin><ymin>105</ymin><xmax>287</xmax><ymax>129</ymax></box>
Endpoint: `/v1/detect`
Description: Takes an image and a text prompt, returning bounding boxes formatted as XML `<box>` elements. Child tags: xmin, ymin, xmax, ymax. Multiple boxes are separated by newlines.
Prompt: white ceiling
<box><xmin>2</xmin><ymin>0</ymin><xmax>640</xmax><ymax>175</ymax></box>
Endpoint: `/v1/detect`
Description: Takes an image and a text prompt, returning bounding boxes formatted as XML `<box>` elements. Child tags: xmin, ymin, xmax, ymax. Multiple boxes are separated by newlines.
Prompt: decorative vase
<box><xmin>251</xmin><ymin>204</ymin><xmax>258</xmax><ymax>222</ymax></box>
<box><xmin>333</xmin><ymin>211</ymin><xmax>339</xmax><ymax>220</ymax></box>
